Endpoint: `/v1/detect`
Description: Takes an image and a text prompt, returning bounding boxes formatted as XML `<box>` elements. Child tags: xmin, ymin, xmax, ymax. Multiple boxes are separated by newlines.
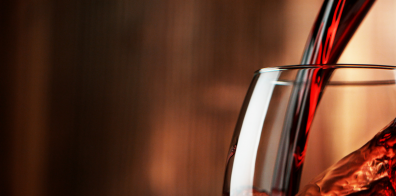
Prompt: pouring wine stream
<box><xmin>271</xmin><ymin>1</ymin><xmax>376</xmax><ymax>196</ymax></box>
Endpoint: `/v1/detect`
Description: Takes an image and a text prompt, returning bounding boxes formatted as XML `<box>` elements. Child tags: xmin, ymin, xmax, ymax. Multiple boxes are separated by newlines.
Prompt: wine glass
<box><xmin>223</xmin><ymin>64</ymin><xmax>396</xmax><ymax>196</ymax></box>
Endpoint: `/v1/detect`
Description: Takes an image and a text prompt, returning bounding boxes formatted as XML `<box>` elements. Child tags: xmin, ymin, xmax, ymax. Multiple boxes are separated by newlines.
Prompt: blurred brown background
<box><xmin>1</xmin><ymin>0</ymin><xmax>396</xmax><ymax>195</ymax></box>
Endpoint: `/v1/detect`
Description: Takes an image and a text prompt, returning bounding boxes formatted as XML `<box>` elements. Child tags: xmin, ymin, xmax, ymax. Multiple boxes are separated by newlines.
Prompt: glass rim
<box><xmin>257</xmin><ymin>64</ymin><xmax>396</xmax><ymax>73</ymax></box>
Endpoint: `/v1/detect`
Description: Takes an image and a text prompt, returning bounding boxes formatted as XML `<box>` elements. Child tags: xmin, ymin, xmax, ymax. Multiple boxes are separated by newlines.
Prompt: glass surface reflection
<box><xmin>223</xmin><ymin>65</ymin><xmax>396</xmax><ymax>196</ymax></box>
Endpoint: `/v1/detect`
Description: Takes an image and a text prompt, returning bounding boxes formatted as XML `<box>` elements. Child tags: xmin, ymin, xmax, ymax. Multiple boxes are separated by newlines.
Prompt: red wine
<box><xmin>301</xmin><ymin>0</ymin><xmax>376</xmax><ymax>65</ymax></box>
<box><xmin>297</xmin><ymin>119</ymin><xmax>396</xmax><ymax>196</ymax></box>
<box><xmin>225</xmin><ymin>178</ymin><xmax>396</xmax><ymax>196</ymax></box>
<box><xmin>272</xmin><ymin>1</ymin><xmax>376</xmax><ymax>195</ymax></box>
<box><xmin>223</xmin><ymin>1</ymin><xmax>377</xmax><ymax>196</ymax></box>
<box><xmin>225</xmin><ymin>119</ymin><xmax>396</xmax><ymax>196</ymax></box>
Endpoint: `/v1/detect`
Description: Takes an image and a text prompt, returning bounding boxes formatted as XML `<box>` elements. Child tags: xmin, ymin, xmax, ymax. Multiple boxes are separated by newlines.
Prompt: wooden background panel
<box><xmin>6</xmin><ymin>0</ymin><xmax>396</xmax><ymax>196</ymax></box>
<box><xmin>0</xmin><ymin>0</ymin><xmax>288</xmax><ymax>195</ymax></box>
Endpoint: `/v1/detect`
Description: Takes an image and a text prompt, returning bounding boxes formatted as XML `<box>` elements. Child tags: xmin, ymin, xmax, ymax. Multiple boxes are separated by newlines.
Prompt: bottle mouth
<box><xmin>257</xmin><ymin>64</ymin><xmax>396</xmax><ymax>73</ymax></box>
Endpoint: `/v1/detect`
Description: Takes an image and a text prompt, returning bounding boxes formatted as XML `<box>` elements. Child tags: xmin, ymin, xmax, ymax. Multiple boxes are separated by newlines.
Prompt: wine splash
<box><xmin>297</xmin><ymin>118</ymin><xmax>396</xmax><ymax>196</ymax></box>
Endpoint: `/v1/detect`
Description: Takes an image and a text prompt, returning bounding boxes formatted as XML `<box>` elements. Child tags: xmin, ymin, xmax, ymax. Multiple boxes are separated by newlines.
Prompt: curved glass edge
<box><xmin>256</xmin><ymin>64</ymin><xmax>396</xmax><ymax>74</ymax></box>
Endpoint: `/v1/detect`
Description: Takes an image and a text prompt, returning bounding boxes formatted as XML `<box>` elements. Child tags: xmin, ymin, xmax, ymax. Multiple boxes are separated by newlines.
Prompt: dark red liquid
<box><xmin>223</xmin><ymin>1</ymin><xmax>377</xmax><ymax>195</ymax></box>
<box><xmin>272</xmin><ymin>0</ymin><xmax>376</xmax><ymax>195</ymax></box>
<box><xmin>347</xmin><ymin>178</ymin><xmax>396</xmax><ymax>196</ymax></box>
<box><xmin>225</xmin><ymin>119</ymin><xmax>396</xmax><ymax>196</ymax></box>
<box><xmin>296</xmin><ymin>118</ymin><xmax>396</xmax><ymax>196</ymax></box>
<box><xmin>225</xmin><ymin>179</ymin><xmax>396</xmax><ymax>196</ymax></box>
